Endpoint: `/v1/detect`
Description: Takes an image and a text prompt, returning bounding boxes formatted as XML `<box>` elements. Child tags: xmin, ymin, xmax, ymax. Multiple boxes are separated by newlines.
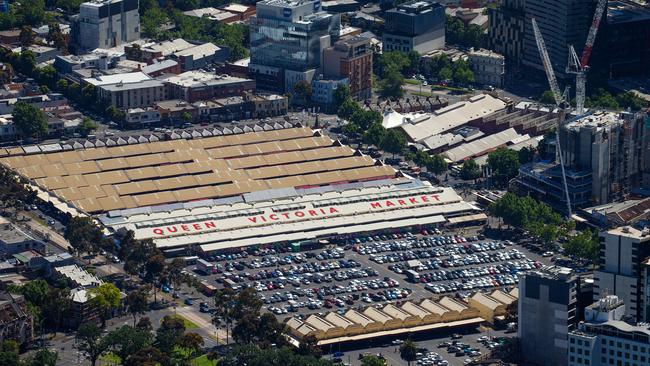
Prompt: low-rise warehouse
<box><xmin>285</xmin><ymin>294</ymin><xmax>504</xmax><ymax>346</ymax></box>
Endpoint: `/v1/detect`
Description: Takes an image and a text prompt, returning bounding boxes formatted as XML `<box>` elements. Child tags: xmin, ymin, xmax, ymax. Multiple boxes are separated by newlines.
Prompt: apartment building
<box><xmin>163</xmin><ymin>71</ymin><xmax>255</xmax><ymax>103</ymax></box>
<box><xmin>468</xmin><ymin>48</ymin><xmax>505</xmax><ymax>88</ymax></box>
<box><xmin>322</xmin><ymin>36</ymin><xmax>373</xmax><ymax>100</ymax></box>
<box><xmin>73</xmin><ymin>0</ymin><xmax>140</xmax><ymax>52</ymax></box>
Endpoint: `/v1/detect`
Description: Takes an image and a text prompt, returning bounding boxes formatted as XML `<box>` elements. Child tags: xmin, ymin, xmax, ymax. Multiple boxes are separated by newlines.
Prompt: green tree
<box><xmin>141</xmin><ymin>6</ymin><xmax>170</xmax><ymax>39</ymax></box>
<box><xmin>333</xmin><ymin>84</ymin><xmax>350</xmax><ymax>109</ymax></box>
<box><xmin>350</xmin><ymin>109</ymin><xmax>382</xmax><ymax>130</ymax></box>
<box><xmin>487</xmin><ymin>147</ymin><xmax>520</xmax><ymax>187</ymax></box>
<box><xmin>106</xmin><ymin>325</ymin><xmax>153</xmax><ymax>366</ymax></box>
<box><xmin>361</xmin><ymin>355</ymin><xmax>386</xmax><ymax>366</ymax></box>
<box><xmin>518</xmin><ymin>146</ymin><xmax>537</xmax><ymax>164</ymax></box>
<box><xmin>89</xmin><ymin>283</ymin><xmax>121</xmax><ymax>328</ymax></box>
<box><xmin>379</xmin><ymin>52</ymin><xmax>410</xmax><ymax>74</ymax></box>
<box><xmin>539</xmin><ymin>90</ymin><xmax>557</xmax><ymax>104</ymax></box>
<box><xmin>181</xmin><ymin>111</ymin><xmax>193</xmax><ymax>124</ymax></box>
<box><xmin>427</xmin><ymin>154</ymin><xmax>448</xmax><ymax>175</ymax></box>
<box><xmin>155</xmin><ymin>315</ymin><xmax>186</xmax><ymax>354</ymax></box>
<box><xmin>25</xmin><ymin>348</ymin><xmax>58</xmax><ymax>366</ymax></box>
<box><xmin>19</xmin><ymin>26</ymin><xmax>34</xmax><ymax>48</ymax></box>
<box><xmin>46</xmin><ymin>22</ymin><xmax>68</xmax><ymax>53</ymax></box>
<box><xmin>213</xmin><ymin>287</ymin><xmax>235</xmax><ymax>345</ymax></box>
<box><xmin>127</xmin><ymin>346</ymin><xmax>168</xmax><ymax>366</ymax></box>
<box><xmin>379</xmin><ymin>129</ymin><xmax>407</xmax><ymax>157</ymax></box>
<box><xmin>378</xmin><ymin>65</ymin><xmax>404</xmax><ymax>98</ymax></box>
<box><xmin>79</xmin><ymin>117</ymin><xmax>98</xmax><ymax>136</ymax></box>
<box><xmin>296</xmin><ymin>334</ymin><xmax>322</xmax><ymax>358</ymax></box>
<box><xmin>64</xmin><ymin>216</ymin><xmax>103</xmax><ymax>257</ymax></box>
<box><xmin>459</xmin><ymin>159</ymin><xmax>481</xmax><ymax>180</ymax></box>
<box><xmin>75</xmin><ymin>324</ymin><xmax>110</xmax><ymax>366</ymax></box>
<box><xmin>362</xmin><ymin>123</ymin><xmax>387</xmax><ymax>147</ymax></box>
<box><xmin>0</xmin><ymin>340</ymin><xmax>19</xmax><ymax>366</ymax></box>
<box><xmin>126</xmin><ymin>289</ymin><xmax>148</xmax><ymax>327</ymax></box>
<box><xmin>12</xmin><ymin>101</ymin><xmax>47</xmax><ymax>139</ymax></box>
<box><xmin>400</xmin><ymin>339</ymin><xmax>418</xmax><ymax>366</ymax></box>
<box><xmin>564</xmin><ymin>229</ymin><xmax>599</xmax><ymax>263</ymax></box>
<box><xmin>438</xmin><ymin>67</ymin><xmax>453</xmax><ymax>81</ymax></box>
<box><xmin>293</xmin><ymin>80</ymin><xmax>312</xmax><ymax>105</ymax></box>
<box><xmin>177</xmin><ymin>332</ymin><xmax>204</xmax><ymax>361</ymax></box>
<box><xmin>337</xmin><ymin>98</ymin><xmax>361</xmax><ymax>120</ymax></box>
<box><xmin>18</xmin><ymin>49</ymin><xmax>36</xmax><ymax>75</ymax></box>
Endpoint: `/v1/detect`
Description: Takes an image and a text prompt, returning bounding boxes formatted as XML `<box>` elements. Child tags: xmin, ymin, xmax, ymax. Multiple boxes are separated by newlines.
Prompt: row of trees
<box><xmin>539</xmin><ymin>88</ymin><xmax>648</xmax><ymax>111</ymax></box>
<box><xmin>0</xmin><ymin>340</ymin><xmax>57</xmax><ymax>366</ymax></box>
<box><xmin>405</xmin><ymin>150</ymin><xmax>447</xmax><ymax>175</ymax></box>
<box><xmin>74</xmin><ymin>314</ymin><xmax>204</xmax><ymax>366</ymax></box>
<box><xmin>485</xmin><ymin>146</ymin><xmax>536</xmax><ymax>187</ymax></box>
<box><xmin>427</xmin><ymin>54</ymin><xmax>475</xmax><ymax>85</ymax></box>
<box><xmin>337</xmin><ymin>95</ymin><xmax>408</xmax><ymax>157</ymax></box>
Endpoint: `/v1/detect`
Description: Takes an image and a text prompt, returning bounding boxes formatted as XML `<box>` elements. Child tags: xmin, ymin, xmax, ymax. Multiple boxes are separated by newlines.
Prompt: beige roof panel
<box><xmin>63</xmin><ymin>161</ymin><xmax>100</xmax><ymax>175</ymax></box>
<box><xmin>125</xmin><ymin>166</ymin><xmax>159</xmax><ymax>181</ymax></box>
<box><xmin>38</xmin><ymin>176</ymin><xmax>67</xmax><ymax>190</ymax></box>
<box><xmin>283</xmin><ymin>161</ymin><xmax>324</xmax><ymax>176</ymax></box>
<box><xmin>172</xmin><ymin>186</ymin><xmax>219</xmax><ymax>202</ymax></box>
<box><xmin>131</xmin><ymin>191</ymin><xmax>178</xmax><ymax>207</ymax></box>
<box><xmin>124</xmin><ymin>154</ymin><xmax>169</xmax><ymax>168</ymax></box>
<box><xmin>115</xmin><ymin>180</ymin><xmax>159</xmax><ymax>195</ymax></box>
<box><xmin>155</xmin><ymin>175</ymin><xmax>198</xmax><ymax>191</ymax></box>
<box><xmin>261</xmin><ymin>150</ymin><xmax>304</xmax><ymax>166</ymax></box>
<box><xmin>78</xmin><ymin>185</ymin><xmax>109</xmax><ymax>199</ymax></box>
<box><xmin>155</xmin><ymin>164</ymin><xmax>188</xmax><ymax>177</ymax></box>
<box><xmin>54</xmin><ymin>187</ymin><xmax>82</xmax><ymax>201</ymax></box>
<box><xmin>62</xmin><ymin>175</ymin><xmax>88</xmax><ymax>188</ymax></box>
<box><xmin>78</xmin><ymin>148</ymin><xmax>111</xmax><ymax>161</ymax></box>
<box><xmin>97</xmin><ymin>196</ymin><xmax>126</xmax><ymax>211</ymax></box>
<box><xmin>263</xmin><ymin>175</ymin><xmax>307</xmax><ymax>189</ymax></box>
<box><xmin>245</xmin><ymin>165</ymin><xmax>286</xmax><ymax>180</ymax></box>
<box><xmin>184</xmin><ymin>159</ymin><xmax>216</xmax><ymax>174</ymax></box>
<box><xmin>97</xmin><ymin>158</ymin><xmax>129</xmax><ymax>171</ymax></box>
<box><xmin>301</xmin><ymin>146</ymin><xmax>354</xmax><ymax>161</ymax></box>
<box><xmin>23</xmin><ymin>154</ymin><xmax>50</xmax><ymax>166</ymax></box>
<box><xmin>303</xmin><ymin>171</ymin><xmax>346</xmax><ymax>186</ymax></box>
<box><xmin>83</xmin><ymin>171</ymin><xmax>129</xmax><ymax>186</ymax></box>
<box><xmin>107</xmin><ymin>143</ymin><xmax>152</xmax><ymax>158</ymax></box>
<box><xmin>46</xmin><ymin>151</ymin><xmax>81</xmax><ymax>164</ymax></box>
<box><xmin>17</xmin><ymin>165</ymin><xmax>46</xmax><ymax>179</ymax></box>
<box><xmin>228</xmin><ymin>155</ymin><xmax>266</xmax><ymax>169</ymax></box>
<box><xmin>194</xmin><ymin>171</ymin><xmax>232</xmax><ymax>186</ymax></box>
<box><xmin>207</xmin><ymin>145</ymin><xmax>244</xmax><ymax>159</ymax></box>
<box><xmin>73</xmin><ymin>197</ymin><xmax>102</xmax><ymax>213</ymax></box>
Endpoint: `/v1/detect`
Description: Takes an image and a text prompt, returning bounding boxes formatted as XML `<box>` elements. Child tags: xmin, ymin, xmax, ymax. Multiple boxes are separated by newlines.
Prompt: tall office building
<box><xmin>568</xmin><ymin>295</ymin><xmax>650</xmax><ymax>366</ymax></box>
<box><xmin>487</xmin><ymin>0</ymin><xmax>524</xmax><ymax>71</ymax></box>
<box><xmin>322</xmin><ymin>36</ymin><xmax>373</xmax><ymax>100</ymax></box>
<box><xmin>249</xmin><ymin>0</ymin><xmax>341</xmax><ymax>93</ymax></box>
<box><xmin>594</xmin><ymin>225</ymin><xmax>650</xmax><ymax>323</ymax></box>
<box><xmin>522</xmin><ymin>0</ymin><xmax>597</xmax><ymax>79</ymax></box>
<box><xmin>519</xmin><ymin>267</ymin><xmax>579</xmax><ymax>366</ymax></box>
<box><xmin>73</xmin><ymin>0</ymin><xmax>140</xmax><ymax>52</ymax></box>
<box><xmin>383</xmin><ymin>0</ymin><xmax>445</xmax><ymax>53</ymax></box>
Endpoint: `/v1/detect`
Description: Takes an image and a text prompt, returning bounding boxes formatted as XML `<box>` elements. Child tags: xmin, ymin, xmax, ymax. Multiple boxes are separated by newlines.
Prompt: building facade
<box><xmin>73</xmin><ymin>0</ymin><xmax>140</xmax><ymax>52</ymax></box>
<box><xmin>519</xmin><ymin>267</ymin><xmax>579</xmax><ymax>366</ymax></box>
<box><xmin>595</xmin><ymin>225</ymin><xmax>650</xmax><ymax>323</ymax></box>
<box><xmin>522</xmin><ymin>0</ymin><xmax>598</xmax><ymax>79</ymax></box>
<box><xmin>249</xmin><ymin>0</ymin><xmax>341</xmax><ymax>92</ymax></box>
<box><xmin>97</xmin><ymin>79</ymin><xmax>166</xmax><ymax>110</ymax></box>
<box><xmin>322</xmin><ymin>36</ymin><xmax>372</xmax><ymax>100</ymax></box>
<box><xmin>487</xmin><ymin>0</ymin><xmax>524</xmax><ymax>71</ymax></box>
<box><xmin>383</xmin><ymin>0</ymin><xmax>445</xmax><ymax>53</ymax></box>
<box><xmin>468</xmin><ymin>48</ymin><xmax>505</xmax><ymax>88</ymax></box>
<box><xmin>568</xmin><ymin>295</ymin><xmax>650</xmax><ymax>366</ymax></box>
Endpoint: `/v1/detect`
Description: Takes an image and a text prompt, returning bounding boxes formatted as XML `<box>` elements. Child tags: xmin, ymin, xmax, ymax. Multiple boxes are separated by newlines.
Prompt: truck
<box><xmin>196</xmin><ymin>259</ymin><xmax>215</xmax><ymax>275</ymax></box>
<box><xmin>406</xmin><ymin>269</ymin><xmax>420</xmax><ymax>282</ymax></box>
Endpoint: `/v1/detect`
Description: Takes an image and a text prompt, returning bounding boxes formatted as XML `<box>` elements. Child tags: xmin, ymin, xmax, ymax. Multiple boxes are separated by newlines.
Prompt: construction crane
<box><xmin>531</xmin><ymin>18</ymin><xmax>573</xmax><ymax>218</ymax></box>
<box><xmin>566</xmin><ymin>0</ymin><xmax>607</xmax><ymax>115</ymax></box>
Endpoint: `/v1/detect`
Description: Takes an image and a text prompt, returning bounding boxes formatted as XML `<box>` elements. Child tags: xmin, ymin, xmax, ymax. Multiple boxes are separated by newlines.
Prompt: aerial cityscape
<box><xmin>0</xmin><ymin>0</ymin><xmax>648</xmax><ymax>365</ymax></box>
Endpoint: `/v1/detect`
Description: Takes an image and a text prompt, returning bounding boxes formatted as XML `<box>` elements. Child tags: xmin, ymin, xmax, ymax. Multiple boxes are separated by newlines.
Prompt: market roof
<box><xmin>0</xmin><ymin>127</ymin><xmax>397</xmax><ymax>214</ymax></box>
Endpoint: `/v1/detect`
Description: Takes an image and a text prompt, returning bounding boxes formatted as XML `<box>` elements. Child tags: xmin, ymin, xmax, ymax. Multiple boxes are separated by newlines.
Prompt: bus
<box><xmin>184</xmin><ymin>256</ymin><xmax>199</xmax><ymax>265</ymax></box>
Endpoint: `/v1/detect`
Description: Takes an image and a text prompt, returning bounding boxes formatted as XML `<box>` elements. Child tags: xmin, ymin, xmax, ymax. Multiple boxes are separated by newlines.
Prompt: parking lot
<box><xmin>177</xmin><ymin>227</ymin><xmax>550</xmax><ymax>320</ymax></box>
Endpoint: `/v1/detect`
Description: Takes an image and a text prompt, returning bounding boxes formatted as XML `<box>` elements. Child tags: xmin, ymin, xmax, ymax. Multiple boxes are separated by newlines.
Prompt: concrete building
<box><xmin>322</xmin><ymin>36</ymin><xmax>373</xmax><ymax>100</ymax></box>
<box><xmin>172</xmin><ymin>43</ymin><xmax>229</xmax><ymax>71</ymax></box>
<box><xmin>249</xmin><ymin>0</ymin><xmax>341</xmax><ymax>92</ymax></box>
<box><xmin>560</xmin><ymin>111</ymin><xmax>650</xmax><ymax>205</ymax></box>
<box><xmin>53</xmin><ymin>265</ymin><xmax>103</xmax><ymax>288</ymax></box>
<box><xmin>595</xmin><ymin>225</ymin><xmax>650</xmax><ymax>323</ymax></box>
<box><xmin>0</xmin><ymin>219</ymin><xmax>45</xmax><ymax>256</ymax></box>
<box><xmin>514</xmin><ymin>111</ymin><xmax>650</xmax><ymax>212</ymax></box>
<box><xmin>487</xmin><ymin>0</ymin><xmax>524</xmax><ymax>71</ymax></box>
<box><xmin>568</xmin><ymin>295</ymin><xmax>650</xmax><ymax>366</ymax></box>
<box><xmin>73</xmin><ymin>0</ymin><xmax>140</xmax><ymax>52</ymax></box>
<box><xmin>522</xmin><ymin>0</ymin><xmax>598</xmax><ymax>79</ymax></box>
<box><xmin>468</xmin><ymin>48</ymin><xmax>504</xmax><ymax>88</ymax></box>
<box><xmin>163</xmin><ymin>71</ymin><xmax>255</xmax><ymax>103</ymax></box>
<box><xmin>519</xmin><ymin>267</ymin><xmax>579</xmax><ymax>366</ymax></box>
<box><xmin>0</xmin><ymin>293</ymin><xmax>33</xmax><ymax>345</ymax></box>
<box><xmin>183</xmin><ymin>7</ymin><xmax>240</xmax><ymax>24</ymax></box>
<box><xmin>383</xmin><ymin>0</ymin><xmax>445</xmax><ymax>53</ymax></box>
